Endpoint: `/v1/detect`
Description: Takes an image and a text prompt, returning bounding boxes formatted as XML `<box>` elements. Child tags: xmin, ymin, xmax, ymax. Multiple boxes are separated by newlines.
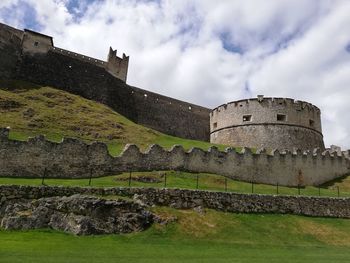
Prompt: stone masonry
<box><xmin>210</xmin><ymin>96</ymin><xmax>325</xmax><ymax>151</ymax></box>
<box><xmin>2</xmin><ymin>185</ymin><xmax>350</xmax><ymax>219</ymax></box>
<box><xmin>0</xmin><ymin>128</ymin><xmax>348</xmax><ymax>187</ymax></box>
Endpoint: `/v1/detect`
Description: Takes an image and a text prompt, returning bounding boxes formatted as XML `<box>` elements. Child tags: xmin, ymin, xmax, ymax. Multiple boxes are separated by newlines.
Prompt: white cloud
<box><xmin>1</xmin><ymin>0</ymin><xmax>350</xmax><ymax>148</ymax></box>
<box><xmin>0</xmin><ymin>0</ymin><xmax>19</xmax><ymax>9</ymax></box>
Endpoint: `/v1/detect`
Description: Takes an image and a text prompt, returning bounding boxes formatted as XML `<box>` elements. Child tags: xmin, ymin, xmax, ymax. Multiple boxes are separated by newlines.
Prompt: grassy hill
<box><xmin>0</xmin><ymin>80</ymin><xmax>226</xmax><ymax>155</ymax></box>
<box><xmin>1</xmin><ymin>208</ymin><xmax>350</xmax><ymax>262</ymax></box>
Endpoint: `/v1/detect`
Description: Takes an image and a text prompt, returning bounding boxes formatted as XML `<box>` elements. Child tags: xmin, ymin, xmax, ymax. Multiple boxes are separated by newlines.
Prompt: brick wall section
<box><xmin>0</xmin><ymin>129</ymin><xmax>348</xmax><ymax>186</ymax></box>
<box><xmin>1</xmin><ymin>185</ymin><xmax>350</xmax><ymax>218</ymax></box>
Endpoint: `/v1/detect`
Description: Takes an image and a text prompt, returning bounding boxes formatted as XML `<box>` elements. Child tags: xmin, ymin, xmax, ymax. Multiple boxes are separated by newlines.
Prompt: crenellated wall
<box><xmin>210</xmin><ymin>97</ymin><xmax>325</xmax><ymax>150</ymax></box>
<box><xmin>0</xmin><ymin>129</ymin><xmax>348</xmax><ymax>186</ymax></box>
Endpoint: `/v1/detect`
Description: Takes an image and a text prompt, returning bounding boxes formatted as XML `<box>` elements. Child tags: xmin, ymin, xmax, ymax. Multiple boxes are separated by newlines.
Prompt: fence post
<box><xmin>276</xmin><ymin>183</ymin><xmax>279</xmax><ymax>195</ymax></box>
<box><xmin>251</xmin><ymin>181</ymin><xmax>254</xmax><ymax>193</ymax></box>
<box><xmin>225</xmin><ymin>177</ymin><xmax>227</xmax><ymax>192</ymax></box>
<box><xmin>88</xmin><ymin>168</ymin><xmax>92</xmax><ymax>186</ymax></box>
<box><xmin>164</xmin><ymin>173</ymin><xmax>167</xmax><ymax>188</ymax></box>
<box><xmin>41</xmin><ymin>168</ymin><xmax>46</xmax><ymax>185</ymax></box>
<box><xmin>337</xmin><ymin>186</ymin><xmax>340</xmax><ymax>197</ymax></box>
<box><xmin>196</xmin><ymin>174</ymin><xmax>199</xmax><ymax>190</ymax></box>
<box><xmin>128</xmin><ymin>171</ymin><xmax>132</xmax><ymax>187</ymax></box>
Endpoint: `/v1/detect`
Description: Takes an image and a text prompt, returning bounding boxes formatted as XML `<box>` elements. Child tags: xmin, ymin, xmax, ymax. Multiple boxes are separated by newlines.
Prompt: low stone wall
<box><xmin>0</xmin><ymin>128</ymin><xmax>349</xmax><ymax>186</ymax></box>
<box><xmin>1</xmin><ymin>185</ymin><xmax>350</xmax><ymax>218</ymax></box>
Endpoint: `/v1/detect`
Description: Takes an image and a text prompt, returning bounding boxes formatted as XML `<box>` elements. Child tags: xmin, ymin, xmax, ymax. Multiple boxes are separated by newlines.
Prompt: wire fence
<box><xmin>4</xmin><ymin>170</ymin><xmax>349</xmax><ymax>198</ymax></box>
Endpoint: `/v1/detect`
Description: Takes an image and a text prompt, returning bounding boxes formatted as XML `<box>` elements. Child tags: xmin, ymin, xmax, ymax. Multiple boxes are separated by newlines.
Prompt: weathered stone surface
<box><xmin>210</xmin><ymin>97</ymin><xmax>325</xmax><ymax>151</ymax></box>
<box><xmin>0</xmin><ymin>194</ymin><xmax>154</xmax><ymax>235</ymax></box>
<box><xmin>0</xmin><ymin>129</ymin><xmax>348</xmax><ymax>186</ymax></box>
<box><xmin>1</xmin><ymin>185</ymin><xmax>350</xmax><ymax>219</ymax></box>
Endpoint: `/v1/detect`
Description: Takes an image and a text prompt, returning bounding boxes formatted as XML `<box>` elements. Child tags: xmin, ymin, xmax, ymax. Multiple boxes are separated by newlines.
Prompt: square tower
<box><xmin>106</xmin><ymin>47</ymin><xmax>129</xmax><ymax>82</ymax></box>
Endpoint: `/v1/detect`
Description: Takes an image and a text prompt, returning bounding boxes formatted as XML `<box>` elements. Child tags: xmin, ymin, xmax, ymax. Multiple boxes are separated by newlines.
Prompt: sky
<box><xmin>0</xmin><ymin>0</ymin><xmax>349</xmax><ymax>149</ymax></box>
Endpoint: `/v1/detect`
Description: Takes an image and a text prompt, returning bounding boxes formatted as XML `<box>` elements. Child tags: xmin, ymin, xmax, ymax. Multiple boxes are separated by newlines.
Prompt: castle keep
<box><xmin>210</xmin><ymin>96</ymin><xmax>325</xmax><ymax>151</ymax></box>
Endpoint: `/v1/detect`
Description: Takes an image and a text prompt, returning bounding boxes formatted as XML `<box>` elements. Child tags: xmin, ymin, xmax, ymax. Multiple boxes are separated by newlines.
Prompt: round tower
<box><xmin>210</xmin><ymin>96</ymin><xmax>325</xmax><ymax>151</ymax></box>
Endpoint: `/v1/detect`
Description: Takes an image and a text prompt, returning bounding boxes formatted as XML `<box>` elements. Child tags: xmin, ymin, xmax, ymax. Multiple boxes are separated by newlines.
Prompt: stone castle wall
<box><xmin>0</xmin><ymin>22</ymin><xmax>210</xmax><ymax>141</ymax></box>
<box><xmin>210</xmin><ymin>97</ymin><xmax>324</xmax><ymax>150</ymax></box>
<box><xmin>0</xmin><ymin>23</ymin><xmax>23</xmax><ymax>79</ymax></box>
<box><xmin>0</xmin><ymin>129</ymin><xmax>348</xmax><ymax>186</ymax></box>
<box><xmin>2</xmin><ymin>185</ymin><xmax>350</xmax><ymax>219</ymax></box>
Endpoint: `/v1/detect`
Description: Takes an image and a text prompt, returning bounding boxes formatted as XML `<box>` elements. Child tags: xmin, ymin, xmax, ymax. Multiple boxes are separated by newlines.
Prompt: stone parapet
<box><xmin>0</xmin><ymin>128</ymin><xmax>348</xmax><ymax>186</ymax></box>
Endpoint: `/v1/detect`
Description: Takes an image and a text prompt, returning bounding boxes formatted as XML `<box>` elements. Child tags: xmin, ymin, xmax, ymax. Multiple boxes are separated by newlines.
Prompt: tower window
<box><xmin>213</xmin><ymin>122</ymin><xmax>217</xmax><ymax>129</ymax></box>
<box><xmin>34</xmin><ymin>41</ymin><xmax>39</xmax><ymax>46</ymax></box>
<box><xmin>243</xmin><ymin>115</ymin><xmax>252</xmax><ymax>122</ymax></box>
<box><xmin>277</xmin><ymin>114</ymin><xmax>286</xmax><ymax>121</ymax></box>
<box><xmin>309</xmin><ymin>119</ymin><xmax>315</xmax><ymax>127</ymax></box>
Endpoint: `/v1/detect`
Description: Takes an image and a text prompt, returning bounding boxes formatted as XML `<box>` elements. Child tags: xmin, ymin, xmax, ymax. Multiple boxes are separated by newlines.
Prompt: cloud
<box><xmin>0</xmin><ymin>0</ymin><xmax>349</xmax><ymax>148</ymax></box>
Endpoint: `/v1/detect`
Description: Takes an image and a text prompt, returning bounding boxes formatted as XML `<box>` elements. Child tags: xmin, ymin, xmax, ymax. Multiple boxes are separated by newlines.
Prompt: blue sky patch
<box><xmin>219</xmin><ymin>32</ymin><xmax>244</xmax><ymax>54</ymax></box>
<box><xmin>346</xmin><ymin>43</ymin><xmax>350</xmax><ymax>53</ymax></box>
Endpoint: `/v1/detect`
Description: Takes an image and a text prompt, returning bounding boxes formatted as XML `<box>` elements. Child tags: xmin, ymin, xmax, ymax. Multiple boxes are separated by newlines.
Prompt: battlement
<box><xmin>20</xmin><ymin>27</ymin><xmax>128</xmax><ymax>82</ymax></box>
<box><xmin>0</xmin><ymin>128</ymin><xmax>348</xmax><ymax>186</ymax></box>
<box><xmin>210</xmin><ymin>95</ymin><xmax>324</xmax><ymax>151</ymax></box>
<box><xmin>212</xmin><ymin>96</ymin><xmax>321</xmax><ymax>114</ymax></box>
<box><xmin>51</xmin><ymin>47</ymin><xmax>106</xmax><ymax>67</ymax></box>
<box><xmin>106</xmin><ymin>47</ymin><xmax>129</xmax><ymax>82</ymax></box>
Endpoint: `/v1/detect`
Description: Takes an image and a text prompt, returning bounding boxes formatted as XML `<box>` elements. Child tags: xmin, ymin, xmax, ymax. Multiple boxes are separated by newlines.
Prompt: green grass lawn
<box><xmin>0</xmin><ymin>171</ymin><xmax>349</xmax><ymax>198</ymax></box>
<box><xmin>1</xmin><ymin>208</ymin><xmax>350</xmax><ymax>262</ymax></box>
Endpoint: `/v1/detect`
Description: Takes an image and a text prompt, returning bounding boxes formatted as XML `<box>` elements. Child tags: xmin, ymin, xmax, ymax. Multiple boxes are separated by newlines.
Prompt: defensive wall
<box><xmin>2</xmin><ymin>185</ymin><xmax>350</xmax><ymax>218</ymax></box>
<box><xmin>0</xmin><ymin>128</ymin><xmax>348</xmax><ymax>187</ymax></box>
<box><xmin>0</xmin><ymin>22</ymin><xmax>210</xmax><ymax>141</ymax></box>
<box><xmin>210</xmin><ymin>96</ymin><xmax>325</xmax><ymax>151</ymax></box>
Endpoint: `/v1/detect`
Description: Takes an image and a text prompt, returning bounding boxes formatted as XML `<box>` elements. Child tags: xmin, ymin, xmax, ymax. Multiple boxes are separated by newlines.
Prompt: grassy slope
<box><xmin>0</xmin><ymin>80</ymin><xmax>227</xmax><ymax>155</ymax></box>
<box><xmin>1</xmin><ymin>208</ymin><xmax>350</xmax><ymax>263</ymax></box>
<box><xmin>0</xmin><ymin>171</ymin><xmax>349</xmax><ymax>197</ymax></box>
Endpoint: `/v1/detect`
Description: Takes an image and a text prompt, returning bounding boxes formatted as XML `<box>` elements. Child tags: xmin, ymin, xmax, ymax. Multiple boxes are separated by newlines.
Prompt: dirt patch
<box><xmin>177</xmin><ymin>210</ymin><xmax>219</xmax><ymax>238</ymax></box>
<box><xmin>0</xmin><ymin>98</ymin><xmax>24</xmax><ymax>111</ymax></box>
<box><xmin>116</xmin><ymin>175</ymin><xmax>163</xmax><ymax>183</ymax></box>
<box><xmin>297</xmin><ymin>218</ymin><xmax>350</xmax><ymax>246</ymax></box>
<box><xmin>47</xmin><ymin>101</ymin><xmax>57</xmax><ymax>108</ymax></box>
<box><xmin>23</xmin><ymin>108</ymin><xmax>35</xmax><ymax>118</ymax></box>
<box><xmin>28</xmin><ymin>118</ymin><xmax>45</xmax><ymax>128</ymax></box>
<box><xmin>42</xmin><ymin>92</ymin><xmax>75</xmax><ymax>105</ymax></box>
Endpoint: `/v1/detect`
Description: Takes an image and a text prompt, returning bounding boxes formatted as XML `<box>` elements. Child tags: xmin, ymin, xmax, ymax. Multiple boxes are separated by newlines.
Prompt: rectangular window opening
<box><xmin>277</xmin><ymin>114</ymin><xmax>286</xmax><ymax>121</ymax></box>
<box><xmin>213</xmin><ymin>122</ymin><xmax>217</xmax><ymax>129</ymax></box>
<box><xmin>309</xmin><ymin>119</ymin><xmax>315</xmax><ymax>127</ymax></box>
<box><xmin>34</xmin><ymin>41</ymin><xmax>39</xmax><ymax>46</ymax></box>
<box><xmin>243</xmin><ymin>115</ymin><xmax>252</xmax><ymax>122</ymax></box>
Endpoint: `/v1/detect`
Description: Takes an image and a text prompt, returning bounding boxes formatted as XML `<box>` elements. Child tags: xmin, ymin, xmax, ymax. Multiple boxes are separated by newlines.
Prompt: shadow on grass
<box><xmin>320</xmin><ymin>173</ymin><xmax>350</xmax><ymax>187</ymax></box>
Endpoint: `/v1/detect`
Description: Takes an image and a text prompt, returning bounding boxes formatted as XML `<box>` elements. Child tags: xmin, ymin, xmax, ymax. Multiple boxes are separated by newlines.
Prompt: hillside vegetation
<box><xmin>1</xmin><ymin>209</ymin><xmax>350</xmax><ymax>262</ymax></box>
<box><xmin>0</xmin><ymin>80</ymin><xmax>226</xmax><ymax>155</ymax></box>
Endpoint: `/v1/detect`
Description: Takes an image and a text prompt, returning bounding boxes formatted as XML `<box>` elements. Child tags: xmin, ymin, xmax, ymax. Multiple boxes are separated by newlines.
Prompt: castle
<box><xmin>0</xmin><ymin>22</ymin><xmax>349</xmax><ymax>187</ymax></box>
<box><xmin>210</xmin><ymin>96</ymin><xmax>324</xmax><ymax>151</ymax></box>
<box><xmin>0</xmin><ymin>22</ymin><xmax>210</xmax><ymax>141</ymax></box>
